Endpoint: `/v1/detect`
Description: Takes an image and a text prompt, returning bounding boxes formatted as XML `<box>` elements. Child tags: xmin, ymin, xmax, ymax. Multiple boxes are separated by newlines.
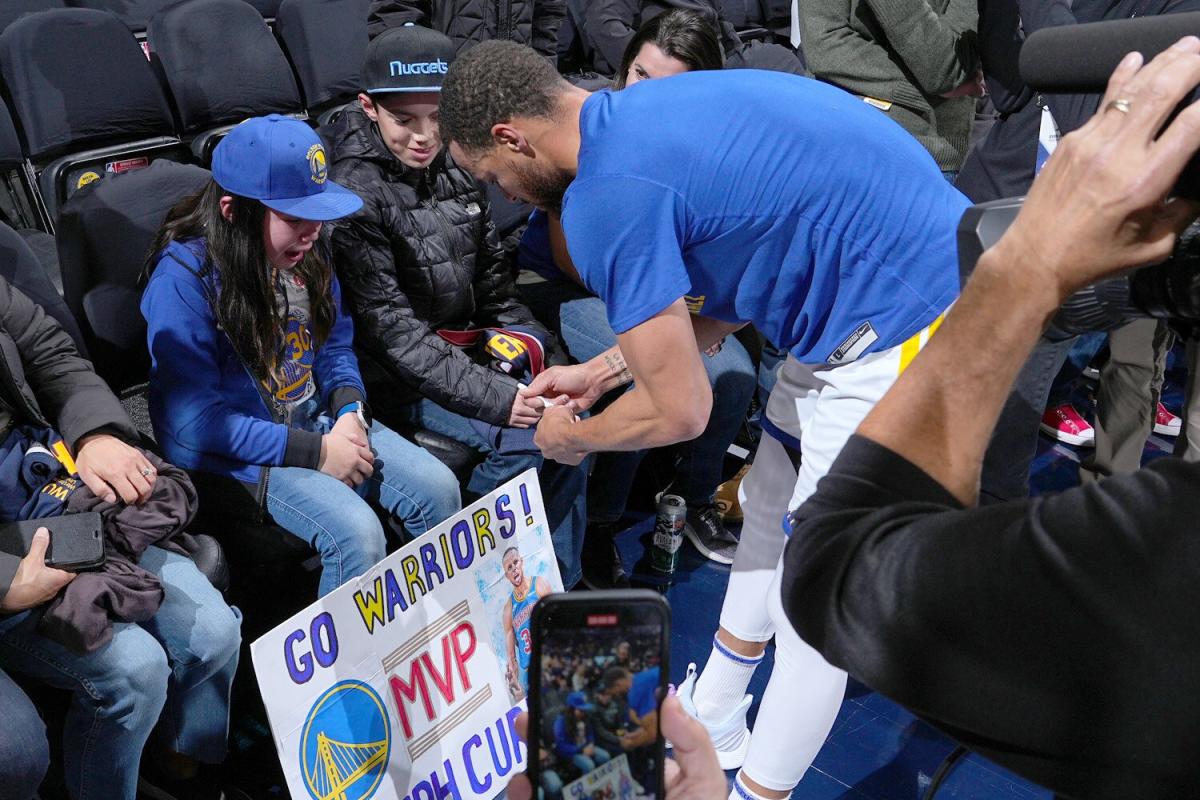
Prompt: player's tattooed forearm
<box><xmin>605</xmin><ymin>351</ymin><xmax>633</xmax><ymax>385</ymax></box>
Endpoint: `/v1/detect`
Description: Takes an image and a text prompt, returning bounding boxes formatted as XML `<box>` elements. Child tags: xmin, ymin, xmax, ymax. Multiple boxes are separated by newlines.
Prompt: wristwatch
<box><xmin>336</xmin><ymin>400</ymin><xmax>371</xmax><ymax>432</ymax></box>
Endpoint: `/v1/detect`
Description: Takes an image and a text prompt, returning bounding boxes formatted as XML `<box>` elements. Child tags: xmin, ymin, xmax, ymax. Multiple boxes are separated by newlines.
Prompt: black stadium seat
<box><xmin>0</xmin><ymin>0</ymin><xmax>66</xmax><ymax>33</ymax></box>
<box><xmin>56</xmin><ymin>159</ymin><xmax>210</xmax><ymax>390</ymax></box>
<box><xmin>275</xmin><ymin>0</ymin><xmax>369</xmax><ymax>120</ymax></box>
<box><xmin>241</xmin><ymin>0</ymin><xmax>283</xmax><ymax>16</ymax></box>
<box><xmin>0</xmin><ymin>98</ymin><xmax>43</xmax><ymax>231</ymax></box>
<box><xmin>0</xmin><ymin>8</ymin><xmax>187</xmax><ymax>226</ymax></box>
<box><xmin>0</xmin><ymin>222</ymin><xmax>85</xmax><ymax>354</ymax></box>
<box><xmin>148</xmin><ymin>0</ymin><xmax>305</xmax><ymax>165</ymax></box>
<box><xmin>65</xmin><ymin>0</ymin><xmax>173</xmax><ymax>32</ymax></box>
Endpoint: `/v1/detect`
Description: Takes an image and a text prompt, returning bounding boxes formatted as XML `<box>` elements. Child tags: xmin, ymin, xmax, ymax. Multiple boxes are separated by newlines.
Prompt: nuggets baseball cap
<box><xmin>211</xmin><ymin>114</ymin><xmax>363</xmax><ymax>221</ymax></box>
<box><xmin>362</xmin><ymin>23</ymin><xmax>456</xmax><ymax>93</ymax></box>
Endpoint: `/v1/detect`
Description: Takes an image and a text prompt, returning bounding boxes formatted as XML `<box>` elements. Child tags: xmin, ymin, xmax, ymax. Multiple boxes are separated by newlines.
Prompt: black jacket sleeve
<box><xmin>582</xmin><ymin>0</ymin><xmax>640</xmax><ymax>74</ymax></box>
<box><xmin>531</xmin><ymin>0</ymin><xmax>568</xmax><ymax>59</ymax></box>
<box><xmin>331</xmin><ymin>198</ymin><xmax>522</xmax><ymax>427</ymax></box>
<box><xmin>781</xmin><ymin>435</ymin><xmax>1200</xmax><ymax>798</ymax></box>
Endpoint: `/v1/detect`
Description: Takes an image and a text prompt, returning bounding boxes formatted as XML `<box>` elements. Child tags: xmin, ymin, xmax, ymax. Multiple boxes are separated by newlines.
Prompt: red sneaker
<box><xmin>1040</xmin><ymin>403</ymin><xmax>1095</xmax><ymax>447</ymax></box>
<box><xmin>1154</xmin><ymin>402</ymin><xmax>1182</xmax><ymax>437</ymax></box>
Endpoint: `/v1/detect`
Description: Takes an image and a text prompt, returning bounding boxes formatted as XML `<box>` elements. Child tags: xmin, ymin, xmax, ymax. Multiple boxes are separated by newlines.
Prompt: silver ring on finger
<box><xmin>1105</xmin><ymin>98</ymin><xmax>1133</xmax><ymax>114</ymax></box>
<box><xmin>140</xmin><ymin>466</ymin><xmax>155</xmax><ymax>477</ymax></box>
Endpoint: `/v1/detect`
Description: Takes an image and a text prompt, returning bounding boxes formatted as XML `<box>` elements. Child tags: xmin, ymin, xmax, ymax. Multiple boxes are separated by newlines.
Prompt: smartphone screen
<box><xmin>530</xmin><ymin>591</ymin><xmax>670</xmax><ymax>800</ymax></box>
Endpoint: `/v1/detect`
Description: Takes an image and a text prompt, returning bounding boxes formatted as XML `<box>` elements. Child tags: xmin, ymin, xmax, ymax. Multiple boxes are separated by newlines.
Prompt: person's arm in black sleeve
<box><xmin>0</xmin><ymin>277</ymin><xmax>137</xmax><ymax>450</ymax></box>
<box><xmin>782</xmin><ymin>434</ymin><xmax>1200</xmax><ymax>796</ymax></box>
<box><xmin>531</xmin><ymin>0</ymin><xmax>568</xmax><ymax>61</ymax></box>
<box><xmin>582</xmin><ymin>0</ymin><xmax>640</xmax><ymax>75</ymax></box>
<box><xmin>330</xmin><ymin>206</ymin><xmax>522</xmax><ymax>427</ymax></box>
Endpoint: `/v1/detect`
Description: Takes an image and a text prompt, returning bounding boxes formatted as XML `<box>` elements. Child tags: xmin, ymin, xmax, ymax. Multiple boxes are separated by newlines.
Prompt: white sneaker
<box><xmin>675</xmin><ymin>662</ymin><xmax>752</xmax><ymax>770</ymax></box>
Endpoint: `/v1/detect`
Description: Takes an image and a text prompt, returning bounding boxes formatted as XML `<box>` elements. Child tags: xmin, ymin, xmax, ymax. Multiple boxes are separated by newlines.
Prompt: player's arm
<box><xmin>533</xmin><ymin>300</ymin><xmax>712</xmax><ymax>464</ymax></box>
<box><xmin>503</xmin><ymin>598</ymin><xmax>518</xmax><ymax>666</ymax></box>
<box><xmin>535</xmin><ymin>576</ymin><xmax>553</xmax><ymax>597</ymax></box>
<box><xmin>621</xmin><ymin>710</ymin><xmax>657</xmax><ymax>749</ymax></box>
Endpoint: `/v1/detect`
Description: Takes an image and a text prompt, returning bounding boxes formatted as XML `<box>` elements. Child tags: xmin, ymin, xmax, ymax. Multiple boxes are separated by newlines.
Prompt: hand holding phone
<box><xmin>528</xmin><ymin>590</ymin><xmax>670</xmax><ymax>800</ymax></box>
<box><xmin>0</xmin><ymin>527</ymin><xmax>76</xmax><ymax>612</ymax></box>
<box><xmin>507</xmin><ymin>694</ymin><xmax>728</xmax><ymax>800</ymax></box>
<box><xmin>0</xmin><ymin>513</ymin><xmax>105</xmax><ymax>572</ymax></box>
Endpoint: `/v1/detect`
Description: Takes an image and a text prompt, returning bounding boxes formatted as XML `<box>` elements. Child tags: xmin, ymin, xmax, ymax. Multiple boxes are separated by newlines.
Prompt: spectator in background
<box><xmin>554</xmin><ymin>692</ymin><xmax>612</xmax><ymax>773</ymax></box>
<box><xmin>565</xmin><ymin>0</ymin><xmax>805</xmax><ymax>78</ymax></box>
<box><xmin>367</xmin><ymin>0</ymin><xmax>566</xmax><ymax>62</ymax></box>
<box><xmin>327</xmin><ymin>26</ymin><xmax>589</xmax><ymax>587</ymax></box>
<box><xmin>0</xmin><ymin>272</ymin><xmax>241</xmax><ymax>800</ymax></box>
<box><xmin>519</xmin><ymin>10</ymin><xmax>757</xmax><ymax>584</ymax></box>
<box><xmin>802</xmin><ymin>0</ymin><xmax>980</xmax><ymax>178</ymax></box>
<box><xmin>957</xmin><ymin>0</ymin><xmax>1200</xmax><ymax>502</ymax></box>
<box><xmin>143</xmin><ymin>116</ymin><xmax>462</xmax><ymax>599</ymax></box>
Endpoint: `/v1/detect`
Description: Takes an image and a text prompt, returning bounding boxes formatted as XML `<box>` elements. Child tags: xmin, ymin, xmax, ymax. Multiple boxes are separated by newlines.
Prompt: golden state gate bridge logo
<box><xmin>300</xmin><ymin>680</ymin><xmax>391</xmax><ymax>800</ymax></box>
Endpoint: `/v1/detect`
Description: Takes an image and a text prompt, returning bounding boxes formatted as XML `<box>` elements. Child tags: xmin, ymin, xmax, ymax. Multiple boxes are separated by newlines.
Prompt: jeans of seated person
<box><xmin>1045</xmin><ymin>332</ymin><xmax>1107</xmax><ymax>407</ymax></box>
<box><xmin>0</xmin><ymin>669</ymin><xmax>49</xmax><ymax>800</ymax></box>
<box><xmin>571</xmin><ymin>746</ymin><xmax>611</xmax><ymax>773</ymax></box>
<box><xmin>521</xmin><ymin>278</ymin><xmax>756</xmax><ymax>521</ymax></box>
<box><xmin>397</xmin><ymin>398</ymin><xmax>589</xmax><ymax>588</ymax></box>
<box><xmin>267</xmin><ymin>406</ymin><xmax>462</xmax><ymax>597</ymax></box>
<box><xmin>0</xmin><ymin>547</ymin><xmax>241</xmax><ymax>800</ymax></box>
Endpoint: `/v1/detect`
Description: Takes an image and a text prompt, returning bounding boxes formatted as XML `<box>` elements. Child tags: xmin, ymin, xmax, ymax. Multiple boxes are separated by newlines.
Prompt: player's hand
<box><xmin>0</xmin><ymin>528</ymin><xmax>76</xmax><ymax>612</ymax></box>
<box><xmin>533</xmin><ymin>405</ymin><xmax>588</xmax><ymax>466</ymax></box>
<box><xmin>993</xmin><ymin>38</ymin><xmax>1200</xmax><ymax>300</ymax></box>
<box><xmin>75</xmin><ymin>433</ymin><xmax>157</xmax><ymax>505</ymax></box>
<box><xmin>508</xmin><ymin>390</ymin><xmax>544</xmax><ymax>428</ymax></box>
<box><xmin>524</xmin><ymin>364</ymin><xmax>603</xmax><ymax>412</ymax></box>
<box><xmin>319</xmin><ymin>430</ymin><xmax>374</xmax><ymax>487</ymax></box>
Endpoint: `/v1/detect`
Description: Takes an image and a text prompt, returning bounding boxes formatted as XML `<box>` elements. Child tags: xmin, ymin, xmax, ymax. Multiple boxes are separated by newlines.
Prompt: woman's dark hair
<box><xmin>613</xmin><ymin>9</ymin><xmax>725</xmax><ymax>90</ymax></box>
<box><xmin>145</xmin><ymin>180</ymin><xmax>335</xmax><ymax>385</ymax></box>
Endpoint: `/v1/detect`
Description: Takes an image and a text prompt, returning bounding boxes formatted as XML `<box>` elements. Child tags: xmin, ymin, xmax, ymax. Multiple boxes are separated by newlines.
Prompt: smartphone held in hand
<box><xmin>0</xmin><ymin>512</ymin><xmax>105</xmax><ymax>571</ymax></box>
<box><xmin>529</xmin><ymin>590</ymin><xmax>670</xmax><ymax>800</ymax></box>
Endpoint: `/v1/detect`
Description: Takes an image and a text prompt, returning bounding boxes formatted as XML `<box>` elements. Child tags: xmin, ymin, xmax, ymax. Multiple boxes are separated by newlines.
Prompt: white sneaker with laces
<box><xmin>675</xmin><ymin>662</ymin><xmax>752</xmax><ymax>770</ymax></box>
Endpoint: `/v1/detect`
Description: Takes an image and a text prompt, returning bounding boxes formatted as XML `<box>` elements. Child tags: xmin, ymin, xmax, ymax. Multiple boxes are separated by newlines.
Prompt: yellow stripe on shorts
<box><xmin>898</xmin><ymin>311</ymin><xmax>946</xmax><ymax>374</ymax></box>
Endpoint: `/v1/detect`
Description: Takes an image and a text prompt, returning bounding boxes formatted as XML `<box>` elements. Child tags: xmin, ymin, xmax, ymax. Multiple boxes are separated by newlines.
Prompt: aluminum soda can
<box><xmin>650</xmin><ymin>494</ymin><xmax>686</xmax><ymax>574</ymax></box>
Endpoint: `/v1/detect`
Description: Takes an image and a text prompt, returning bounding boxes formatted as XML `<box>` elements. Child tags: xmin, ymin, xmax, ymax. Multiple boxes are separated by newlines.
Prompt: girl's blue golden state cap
<box><xmin>211</xmin><ymin>114</ymin><xmax>363</xmax><ymax>221</ymax></box>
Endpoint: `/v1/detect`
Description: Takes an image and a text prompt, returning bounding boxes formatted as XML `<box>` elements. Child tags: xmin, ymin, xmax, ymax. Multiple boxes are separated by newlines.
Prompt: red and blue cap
<box><xmin>211</xmin><ymin>114</ymin><xmax>363</xmax><ymax>221</ymax></box>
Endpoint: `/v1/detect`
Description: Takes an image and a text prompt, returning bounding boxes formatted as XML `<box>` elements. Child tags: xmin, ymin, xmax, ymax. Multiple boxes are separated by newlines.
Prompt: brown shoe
<box><xmin>714</xmin><ymin>463</ymin><xmax>749</xmax><ymax>524</ymax></box>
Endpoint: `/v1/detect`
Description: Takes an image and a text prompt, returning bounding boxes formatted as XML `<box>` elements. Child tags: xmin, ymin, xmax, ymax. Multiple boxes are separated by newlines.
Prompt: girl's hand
<box><xmin>318</xmin><ymin>431</ymin><xmax>374</xmax><ymax>487</ymax></box>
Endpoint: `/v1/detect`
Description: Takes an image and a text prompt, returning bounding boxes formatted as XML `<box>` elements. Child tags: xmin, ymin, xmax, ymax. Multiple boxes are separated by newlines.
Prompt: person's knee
<box><xmin>422</xmin><ymin>461</ymin><xmax>463</xmax><ymax>520</ymax></box>
<box><xmin>98</xmin><ymin>639</ymin><xmax>170</xmax><ymax>723</ymax></box>
<box><xmin>180</xmin><ymin>603</ymin><xmax>242</xmax><ymax>674</ymax></box>
<box><xmin>0</xmin><ymin>686</ymin><xmax>49</xmax><ymax>799</ymax></box>
<box><xmin>332</xmin><ymin>503</ymin><xmax>388</xmax><ymax>565</ymax></box>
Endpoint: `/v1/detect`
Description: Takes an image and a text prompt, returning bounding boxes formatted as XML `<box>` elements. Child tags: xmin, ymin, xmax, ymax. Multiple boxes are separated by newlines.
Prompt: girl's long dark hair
<box><xmin>145</xmin><ymin>180</ymin><xmax>335</xmax><ymax>385</ymax></box>
<box><xmin>613</xmin><ymin>9</ymin><xmax>726</xmax><ymax>90</ymax></box>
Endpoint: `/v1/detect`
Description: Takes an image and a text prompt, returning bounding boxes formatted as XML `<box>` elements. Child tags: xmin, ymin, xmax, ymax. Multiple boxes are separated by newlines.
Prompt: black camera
<box><xmin>956</xmin><ymin>12</ymin><xmax>1200</xmax><ymax>333</ymax></box>
<box><xmin>958</xmin><ymin>201</ymin><xmax>1200</xmax><ymax>333</ymax></box>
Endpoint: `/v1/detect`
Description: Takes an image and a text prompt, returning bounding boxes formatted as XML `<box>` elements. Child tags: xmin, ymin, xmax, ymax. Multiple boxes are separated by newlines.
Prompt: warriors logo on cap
<box><xmin>307</xmin><ymin>144</ymin><xmax>328</xmax><ymax>185</ymax></box>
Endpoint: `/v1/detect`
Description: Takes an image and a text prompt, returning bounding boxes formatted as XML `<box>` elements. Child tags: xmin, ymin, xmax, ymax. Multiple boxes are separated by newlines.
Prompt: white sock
<box><xmin>729</xmin><ymin>771</ymin><xmax>776</xmax><ymax>800</ymax></box>
<box><xmin>694</xmin><ymin>634</ymin><xmax>763</xmax><ymax>721</ymax></box>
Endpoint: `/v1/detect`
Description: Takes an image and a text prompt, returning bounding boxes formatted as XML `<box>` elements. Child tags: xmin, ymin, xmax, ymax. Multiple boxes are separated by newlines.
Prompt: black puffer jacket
<box><xmin>327</xmin><ymin>104</ymin><xmax>562</xmax><ymax>427</ymax></box>
<box><xmin>367</xmin><ymin>0</ymin><xmax>566</xmax><ymax>60</ymax></box>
